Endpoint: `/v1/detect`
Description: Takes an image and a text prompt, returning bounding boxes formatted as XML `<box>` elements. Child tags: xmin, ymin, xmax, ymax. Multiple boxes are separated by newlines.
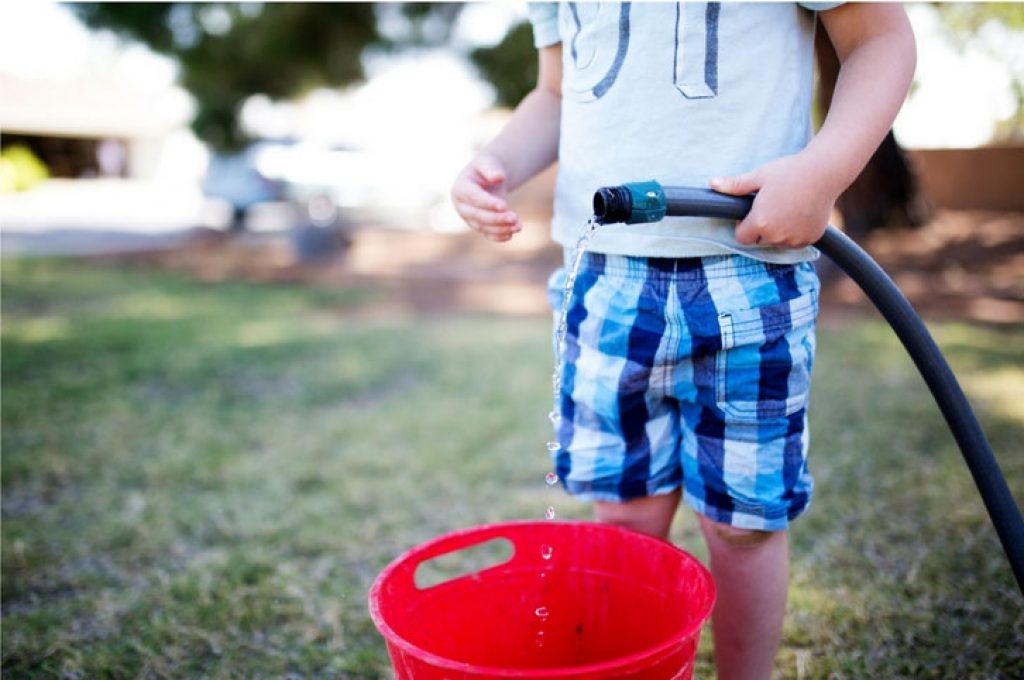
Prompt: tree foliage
<box><xmin>933</xmin><ymin>2</ymin><xmax>1024</xmax><ymax>37</ymax></box>
<box><xmin>933</xmin><ymin>2</ymin><xmax>1024</xmax><ymax>143</ymax></box>
<box><xmin>73</xmin><ymin>3</ymin><xmax>461</xmax><ymax>150</ymax></box>
<box><xmin>469</xmin><ymin>22</ymin><xmax>537</xmax><ymax>109</ymax></box>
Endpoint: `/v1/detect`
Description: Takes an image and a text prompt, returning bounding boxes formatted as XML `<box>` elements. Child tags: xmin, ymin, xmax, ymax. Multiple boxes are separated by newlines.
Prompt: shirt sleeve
<box><xmin>527</xmin><ymin>2</ymin><xmax>561</xmax><ymax>48</ymax></box>
<box><xmin>798</xmin><ymin>2</ymin><xmax>844</xmax><ymax>11</ymax></box>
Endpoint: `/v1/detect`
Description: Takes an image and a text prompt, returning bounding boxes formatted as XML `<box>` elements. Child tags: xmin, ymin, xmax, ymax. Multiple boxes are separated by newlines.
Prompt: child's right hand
<box><xmin>451</xmin><ymin>153</ymin><xmax>523</xmax><ymax>242</ymax></box>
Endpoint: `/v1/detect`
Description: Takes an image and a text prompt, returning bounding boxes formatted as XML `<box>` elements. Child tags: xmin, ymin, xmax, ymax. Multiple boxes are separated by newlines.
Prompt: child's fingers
<box><xmin>478</xmin><ymin>219</ymin><xmax>522</xmax><ymax>238</ymax></box>
<box><xmin>734</xmin><ymin>213</ymin><xmax>769</xmax><ymax>246</ymax></box>
<box><xmin>453</xmin><ymin>181</ymin><xmax>508</xmax><ymax>213</ymax></box>
<box><xmin>709</xmin><ymin>172</ymin><xmax>760</xmax><ymax>197</ymax></box>
<box><xmin>456</xmin><ymin>203</ymin><xmax>520</xmax><ymax>230</ymax></box>
<box><xmin>474</xmin><ymin>154</ymin><xmax>507</xmax><ymax>187</ymax></box>
<box><xmin>733</xmin><ymin>188</ymin><xmax>772</xmax><ymax>245</ymax></box>
<box><xmin>473</xmin><ymin>211</ymin><xmax>522</xmax><ymax>238</ymax></box>
<box><xmin>451</xmin><ymin>154</ymin><xmax>518</xmax><ymax>240</ymax></box>
<box><xmin>481</xmin><ymin>227</ymin><xmax>520</xmax><ymax>242</ymax></box>
<box><xmin>711</xmin><ymin>170</ymin><xmax>765</xmax><ymax>245</ymax></box>
<box><xmin>455</xmin><ymin>201</ymin><xmax>517</xmax><ymax>226</ymax></box>
<box><xmin>476</xmin><ymin>223</ymin><xmax>522</xmax><ymax>242</ymax></box>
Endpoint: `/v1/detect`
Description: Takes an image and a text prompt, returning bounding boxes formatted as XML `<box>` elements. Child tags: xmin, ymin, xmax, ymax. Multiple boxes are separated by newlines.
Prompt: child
<box><xmin>451</xmin><ymin>3</ymin><xmax>915</xmax><ymax>678</ymax></box>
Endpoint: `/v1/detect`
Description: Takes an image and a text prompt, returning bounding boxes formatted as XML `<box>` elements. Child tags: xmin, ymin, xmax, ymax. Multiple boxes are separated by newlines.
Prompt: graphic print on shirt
<box><xmin>565</xmin><ymin>2</ymin><xmax>631</xmax><ymax>102</ymax></box>
<box><xmin>564</xmin><ymin>2</ymin><xmax>720</xmax><ymax>102</ymax></box>
<box><xmin>674</xmin><ymin>2</ymin><xmax>721</xmax><ymax>98</ymax></box>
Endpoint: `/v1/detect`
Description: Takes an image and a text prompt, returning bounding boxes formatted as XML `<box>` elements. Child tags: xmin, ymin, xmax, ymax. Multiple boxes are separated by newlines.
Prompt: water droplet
<box><xmin>544</xmin><ymin>506</ymin><xmax>556</xmax><ymax>520</ymax></box>
<box><xmin>540</xmin><ymin>544</ymin><xmax>554</xmax><ymax>560</ymax></box>
<box><xmin>535</xmin><ymin>630</ymin><xmax>545</xmax><ymax>647</ymax></box>
<box><xmin>545</xmin><ymin>471</ymin><xmax>559</xmax><ymax>486</ymax></box>
<box><xmin>535</xmin><ymin>606</ymin><xmax>550</xmax><ymax>621</ymax></box>
<box><xmin>546</xmin><ymin>441</ymin><xmax>561</xmax><ymax>453</ymax></box>
<box><xmin>548</xmin><ymin>410</ymin><xmax>561</xmax><ymax>425</ymax></box>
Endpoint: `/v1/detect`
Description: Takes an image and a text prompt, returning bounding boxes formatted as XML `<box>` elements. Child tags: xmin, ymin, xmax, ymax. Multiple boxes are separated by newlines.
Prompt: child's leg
<box><xmin>594</xmin><ymin>489</ymin><xmax>681</xmax><ymax>541</ymax></box>
<box><xmin>698</xmin><ymin>515</ymin><xmax>788</xmax><ymax>680</ymax></box>
<box><xmin>595</xmin><ymin>498</ymin><xmax>789</xmax><ymax>679</ymax></box>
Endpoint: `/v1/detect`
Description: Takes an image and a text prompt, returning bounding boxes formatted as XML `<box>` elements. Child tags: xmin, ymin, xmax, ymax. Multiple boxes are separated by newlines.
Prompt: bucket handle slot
<box><xmin>413</xmin><ymin>536</ymin><xmax>514</xmax><ymax>590</ymax></box>
<box><xmin>385</xmin><ymin>523</ymin><xmax>552</xmax><ymax>598</ymax></box>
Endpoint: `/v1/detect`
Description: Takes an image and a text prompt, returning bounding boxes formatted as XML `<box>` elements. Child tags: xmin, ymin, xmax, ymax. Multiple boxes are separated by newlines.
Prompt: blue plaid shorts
<box><xmin>548</xmin><ymin>252</ymin><xmax>820</xmax><ymax>531</ymax></box>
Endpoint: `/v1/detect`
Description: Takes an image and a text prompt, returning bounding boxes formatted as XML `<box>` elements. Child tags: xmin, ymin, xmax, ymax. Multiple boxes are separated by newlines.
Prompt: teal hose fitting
<box><xmin>593</xmin><ymin>180</ymin><xmax>666</xmax><ymax>224</ymax></box>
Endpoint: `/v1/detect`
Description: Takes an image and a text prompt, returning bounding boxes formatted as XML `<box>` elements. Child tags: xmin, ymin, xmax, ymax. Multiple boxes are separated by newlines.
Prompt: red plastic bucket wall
<box><xmin>368</xmin><ymin>521</ymin><xmax>715</xmax><ymax>679</ymax></box>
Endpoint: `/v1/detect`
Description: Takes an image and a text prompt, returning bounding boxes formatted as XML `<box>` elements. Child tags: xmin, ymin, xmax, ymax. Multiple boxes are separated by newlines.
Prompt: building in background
<box><xmin>1</xmin><ymin>72</ymin><xmax>202</xmax><ymax>183</ymax></box>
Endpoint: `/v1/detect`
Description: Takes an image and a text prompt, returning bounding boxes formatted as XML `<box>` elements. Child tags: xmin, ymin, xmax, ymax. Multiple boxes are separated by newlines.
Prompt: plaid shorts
<box><xmin>548</xmin><ymin>252</ymin><xmax>820</xmax><ymax>531</ymax></box>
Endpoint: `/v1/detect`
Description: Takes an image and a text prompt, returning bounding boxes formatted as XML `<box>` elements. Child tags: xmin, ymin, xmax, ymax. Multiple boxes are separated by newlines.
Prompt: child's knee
<box><xmin>700</xmin><ymin>516</ymin><xmax>780</xmax><ymax>550</ymax></box>
<box><xmin>594</xmin><ymin>490</ymin><xmax>680</xmax><ymax>541</ymax></box>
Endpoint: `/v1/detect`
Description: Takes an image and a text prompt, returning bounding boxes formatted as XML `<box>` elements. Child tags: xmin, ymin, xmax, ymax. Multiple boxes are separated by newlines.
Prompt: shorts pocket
<box><xmin>714</xmin><ymin>290</ymin><xmax>817</xmax><ymax>422</ymax></box>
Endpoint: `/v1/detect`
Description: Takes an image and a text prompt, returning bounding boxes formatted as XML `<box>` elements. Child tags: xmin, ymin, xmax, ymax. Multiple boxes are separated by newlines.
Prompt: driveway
<box><xmin>1</xmin><ymin>178</ymin><xmax>215</xmax><ymax>256</ymax></box>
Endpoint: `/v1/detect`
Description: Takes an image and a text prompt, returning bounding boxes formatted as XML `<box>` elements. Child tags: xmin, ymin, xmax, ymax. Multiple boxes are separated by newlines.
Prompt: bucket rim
<box><xmin>367</xmin><ymin>520</ymin><xmax>716</xmax><ymax>678</ymax></box>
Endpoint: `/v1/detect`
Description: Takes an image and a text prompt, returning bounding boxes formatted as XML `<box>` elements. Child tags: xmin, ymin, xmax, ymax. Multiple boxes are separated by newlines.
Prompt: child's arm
<box><xmin>451</xmin><ymin>45</ymin><xmax>563</xmax><ymax>242</ymax></box>
<box><xmin>711</xmin><ymin>3</ymin><xmax>916</xmax><ymax>248</ymax></box>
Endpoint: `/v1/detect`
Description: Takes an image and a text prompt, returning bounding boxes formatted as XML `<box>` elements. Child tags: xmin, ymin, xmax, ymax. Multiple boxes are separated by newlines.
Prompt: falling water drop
<box><xmin>548</xmin><ymin>410</ymin><xmax>561</xmax><ymax>425</ymax></box>
<box><xmin>545</xmin><ymin>506</ymin><xmax>556</xmax><ymax>520</ymax></box>
<box><xmin>535</xmin><ymin>606</ymin><xmax>550</xmax><ymax>621</ymax></box>
<box><xmin>546</xmin><ymin>441</ymin><xmax>561</xmax><ymax>453</ymax></box>
<box><xmin>545</xmin><ymin>471</ymin><xmax>559</xmax><ymax>486</ymax></box>
<box><xmin>540</xmin><ymin>544</ymin><xmax>554</xmax><ymax>560</ymax></box>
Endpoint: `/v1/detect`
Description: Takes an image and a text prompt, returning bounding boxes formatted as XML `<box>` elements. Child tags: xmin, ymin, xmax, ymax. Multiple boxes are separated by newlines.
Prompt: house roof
<box><xmin>0</xmin><ymin>73</ymin><xmax>193</xmax><ymax>139</ymax></box>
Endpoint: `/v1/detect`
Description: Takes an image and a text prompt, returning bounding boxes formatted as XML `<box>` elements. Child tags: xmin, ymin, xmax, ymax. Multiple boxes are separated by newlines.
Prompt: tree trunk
<box><xmin>814</xmin><ymin>24</ymin><xmax>930</xmax><ymax>244</ymax></box>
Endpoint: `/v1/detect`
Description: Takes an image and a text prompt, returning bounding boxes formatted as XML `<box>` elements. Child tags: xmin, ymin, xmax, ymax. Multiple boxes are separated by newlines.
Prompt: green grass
<box><xmin>2</xmin><ymin>257</ymin><xmax>1022</xmax><ymax>678</ymax></box>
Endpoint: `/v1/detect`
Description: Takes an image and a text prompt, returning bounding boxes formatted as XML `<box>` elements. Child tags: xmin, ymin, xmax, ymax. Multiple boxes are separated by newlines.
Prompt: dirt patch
<box><xmin>820</xmin><ymin>210</ymin><xmax>1024</xmax><ymax>326</ymax></box>
<box><xmin>97</xmin><ymin>220</ymin><xmax>563</xmax><ymax>316</ymax></box>
<box><xmin>98</xmin><ymin>210</ymin><xmax>1024</xmax><ymax>325</ymax></box>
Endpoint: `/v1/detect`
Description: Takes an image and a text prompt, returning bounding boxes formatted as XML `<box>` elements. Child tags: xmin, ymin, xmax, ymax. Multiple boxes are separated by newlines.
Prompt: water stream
<box><xmin>550</xmin><ymin>218</ymin><xmax>600</xmax><ymax>432</ymax></box>
<box><xmin>545</xmin><ymin>216</ymin><xmax>600</xmax><ymax>519</ymax></box>
<box><xmin>534</xmin><ymin>217</ymin><xmax>601</xmax><ymax>649</ymax></box>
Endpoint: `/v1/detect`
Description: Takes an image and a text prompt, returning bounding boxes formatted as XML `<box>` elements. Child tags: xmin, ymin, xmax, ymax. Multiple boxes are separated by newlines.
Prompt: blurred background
<box><xmin>1</xmin><ymin>2</ymin><xmax>523</xmax><ymax>257</ymax></box>
<box><xmin>1</xmin><ymin>2</ymin><xmax>578</xmax><ymax>321</ymax></box>
<box><xmin>0</xmin><ymin>2</ymin><xmax>1021</xmax><ymax>319</ymax></box>
<box><xmin>2</xmin><ymin>3</ymin><xmax>1023</xmax><ymax>678</ymax></box>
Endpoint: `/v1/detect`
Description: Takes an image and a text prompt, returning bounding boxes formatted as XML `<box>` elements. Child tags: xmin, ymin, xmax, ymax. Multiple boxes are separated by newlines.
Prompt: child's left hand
<box><xmin>709</xmin><ymin>152</ymin><xmax>838</xmax><ymax>249</ymax></box>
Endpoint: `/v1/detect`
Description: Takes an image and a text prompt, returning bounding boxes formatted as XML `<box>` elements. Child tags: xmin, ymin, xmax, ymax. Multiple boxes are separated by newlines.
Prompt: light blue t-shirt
<box><xmin>528</xmin><ymin>2</ymin><xmax>841</xmax><ymax>263</ymax></box>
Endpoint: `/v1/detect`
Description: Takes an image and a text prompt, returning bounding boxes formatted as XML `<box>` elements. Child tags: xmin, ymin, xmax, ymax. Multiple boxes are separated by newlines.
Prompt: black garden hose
<box><xmin>594</xmin><ymin>182</ymin><xmax>1024</xmax><ymax>595</ymax></box>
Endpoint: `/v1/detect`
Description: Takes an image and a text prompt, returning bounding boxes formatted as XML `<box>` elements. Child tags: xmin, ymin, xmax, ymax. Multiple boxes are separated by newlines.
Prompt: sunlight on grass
<box><xmin>961</xmin><ymin>367</ymin><xmax>1024</xmax><ymax>423</ymax></box>
<box><xmin>233</xmin><ymin>318</ymin><xmax>302</xmax><ymax>348</ymax></box>
<box><xmin>5</xmin><ymin>315</ymin><xmax>71</xmax><ymax>342</ymax></box>
<box><xmin>114</xmin><ymin>290</ymin><xmax>193</xmax><ymax>320</ymax></box>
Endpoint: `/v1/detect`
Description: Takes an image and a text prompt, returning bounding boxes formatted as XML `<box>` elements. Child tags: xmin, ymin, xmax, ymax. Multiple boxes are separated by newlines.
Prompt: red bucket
<box><xmin>368</xmin><ymin>521</ymin><xmax>715</xmax><ymax>679</ymax></box>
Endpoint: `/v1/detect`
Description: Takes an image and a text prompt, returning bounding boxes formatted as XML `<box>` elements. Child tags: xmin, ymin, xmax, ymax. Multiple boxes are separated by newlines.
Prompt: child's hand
<box><xmin>451</xmin><ymin>153</ymin><xmax>523</xmax><ymax>242</ymax></box>
<box><xmin>709</xmin><ymin>152</ymin><xmax>837</xmax><ymax>249</ymax></box>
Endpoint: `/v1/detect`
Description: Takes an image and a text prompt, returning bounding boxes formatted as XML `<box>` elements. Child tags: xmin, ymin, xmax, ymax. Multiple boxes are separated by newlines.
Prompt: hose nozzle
<box><xmin>593</xmin><ymin>181</ymin><xmax>754</xmax><ymax>224</ymax></box>
<box><xmin>592</xmin><ymin>181</ymin><xmax>666</xmax><ymax>225</ymax></box>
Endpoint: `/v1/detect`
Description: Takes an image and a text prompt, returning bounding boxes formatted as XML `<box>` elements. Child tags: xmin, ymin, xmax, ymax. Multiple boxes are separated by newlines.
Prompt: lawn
<box><xmin>2</xmin><ymin>257</ymin><xmax>1022</xmax><ymax>679</ymax></box>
